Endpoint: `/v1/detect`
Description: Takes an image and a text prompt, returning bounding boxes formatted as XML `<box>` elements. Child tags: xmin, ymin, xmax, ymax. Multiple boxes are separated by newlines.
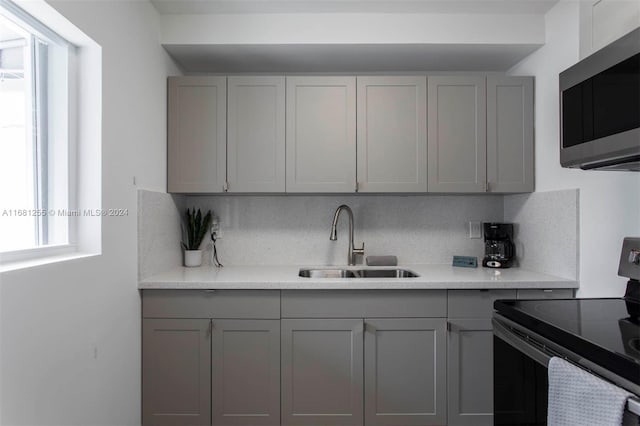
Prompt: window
<box><xmin>0</xmin><ymin>0</ymin><xmax>71</xmax><ymax>255</ymax></box>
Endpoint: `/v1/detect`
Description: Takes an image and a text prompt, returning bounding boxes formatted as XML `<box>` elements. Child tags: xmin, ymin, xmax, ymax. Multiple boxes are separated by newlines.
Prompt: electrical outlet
<box><xmin>469</xmin><ymin>221</ymin><xmax>482</xmax><ymax>239</ymax></box>
<box><xmin>211</xmin><ymin>217</ymin><xmax>221</xmax><ymax>239</ymax></box>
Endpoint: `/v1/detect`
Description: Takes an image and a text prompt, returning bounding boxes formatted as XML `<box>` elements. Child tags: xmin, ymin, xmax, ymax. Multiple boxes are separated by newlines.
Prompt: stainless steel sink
<box><xmin>298</xmin><ymin>268</ymin><xmax>419</xmax><ymax>278</ymax></box>
<box><xmin>356</xmin><ymin>269</ymin><xmax>419</xmax><ymax>278</ymax></box>
<box><xmin>298</xmin><ymin>269</ymin><xmax>359</xmax><ymax>278</ymax></box>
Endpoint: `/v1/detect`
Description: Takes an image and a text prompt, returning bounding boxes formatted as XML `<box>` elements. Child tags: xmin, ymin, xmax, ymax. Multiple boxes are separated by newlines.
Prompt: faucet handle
<box><xmin>353</xmin><ymin>242</ymin><xmax>365</xmax><ymax>256</ymax></box>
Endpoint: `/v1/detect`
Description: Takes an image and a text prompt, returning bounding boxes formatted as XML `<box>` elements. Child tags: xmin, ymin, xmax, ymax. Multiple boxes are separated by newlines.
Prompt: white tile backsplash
<box><xmin>138</xmin><ymin>189</ymin><xmax>579</xmax><ymax>276</ymax></box>
<box><xmin>181</xmin><ymin>194</ymin><xmax>504</xmax><ymax>265</ymax></box>
<box><xmin>138</xmin><ymin>190</ymin><xmax>184</xmax><ymax>279</ymax></box>
<box><xmin>504</xmin><ymin>189</ymin><xmax>579</xmax><ymax>280</ymax></box>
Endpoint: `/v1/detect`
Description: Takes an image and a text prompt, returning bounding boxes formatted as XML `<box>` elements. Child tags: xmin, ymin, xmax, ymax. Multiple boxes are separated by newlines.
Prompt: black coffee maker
<box><xmin>482</xmin><ymin>223</ymin><xmax>515</xmax><ymax>268</ymax></box>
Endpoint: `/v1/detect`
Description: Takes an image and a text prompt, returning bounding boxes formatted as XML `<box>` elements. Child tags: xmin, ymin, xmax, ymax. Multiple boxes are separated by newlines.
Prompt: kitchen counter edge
<box><xmin>138</xmin><ymin>264</ymin><xmax>578</xmax><ymax>290</ymax></box>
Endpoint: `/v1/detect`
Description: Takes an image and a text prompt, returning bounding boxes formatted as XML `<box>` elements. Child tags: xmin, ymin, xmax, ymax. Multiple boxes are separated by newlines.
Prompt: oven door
<box><xmin>493</xmin><ymin>314</ymin><xmax>640</xmax><ymax>426</ymax></box>
<box><xmin>493</xmin><ymin>316</ymin><xmax>549</xmax><ymax>425</ymax></box>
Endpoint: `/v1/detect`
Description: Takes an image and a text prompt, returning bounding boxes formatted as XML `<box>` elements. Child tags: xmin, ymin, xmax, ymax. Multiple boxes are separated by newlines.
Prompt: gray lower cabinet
<box><xmin>280</xmin><ymin>291</ymin><xmax>447</xmax><ymax>426</ymax></box>
<box><xmin>143</xmin><ymin>316</ymin><xmax>280</xmax><ymax>426</ymax></box>
<box><xmin>281</xmin><ymin>319</ymin><xmax>364</xmax><ymax>426</ymax></box>
<box><xmin>142</xmin><ymin>290</ymin><xmax>281</xmax><ymax>426</ymax></box>
<box><xmin>143</xmin><ymin>318</ymin><xmax>212</xmax><ymax>426</ymax></box>
<box><xmin>446</xmin><ymin>318</ymin><xmax>494</xmax><ymax>426</ymax></box>
<box><xmin>446</xmin><ymin>289</ymin><xmax>574</xmax><ymax>426</ymax></box>
<box><xmin>212</xmin><ymin>320</ymin><xmax>280</xmax><ymax>426</ymax></box>
<box><xmin>364</xmin><ymin>318</ymin><xmax>447</xmax><ymax>426</ymax></box>
<box><xmin>446</xmin><ymin>290</ymin><xmax>516</xmax><ymax>426</ymax></box>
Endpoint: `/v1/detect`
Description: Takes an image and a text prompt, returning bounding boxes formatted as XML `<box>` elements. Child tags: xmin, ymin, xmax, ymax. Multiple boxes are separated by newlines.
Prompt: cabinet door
<box><xmin>281</xmin><ymin>319</ymin><xmax>364</xmax><ymax>426</ymax></box>
<box><xmin>356</xmin><ymin>76</ymin><xmax>427</xmax><ymax>192</ymax></box>
<box><xmin>286</xmin><ymin>76</ymin><xmax>356</xmax><ymax>192</ymax></box>
<box><xmin>168</xmin><ymin>76</ymin><xmax>227</xmax><ymax>193</ymax></box>
<box><xmin>142</xmin><ymin>318</ymin><xmax>211</xmax><ymax>426</ymax></box>
<box><xmin>447</xmin><ymin>319</ymin><xmax>494</xmax><ymax>426</ymax></box>
<box><xmin>364</xmin><ymin>318</ymin><xmax>446</xmax><ymax>426</ymax></box>
<box><xmin>227</xmin><ymin>76</ymin><xmax>285</xmax><ymax>192</ymax></box>
<box><xmin>487</xmin><ymin>76</ymin><xmax>534</xmax><ymax>193</ymax></box>
<box><xmin>428</xmin><ymin>76</ymin><xmax>487</xmax><ymax>192</ymax></box>
<box><xmin>211</xmin><ymin>320</ymin><xmax>280</xmax><ymax>426</ymax></box>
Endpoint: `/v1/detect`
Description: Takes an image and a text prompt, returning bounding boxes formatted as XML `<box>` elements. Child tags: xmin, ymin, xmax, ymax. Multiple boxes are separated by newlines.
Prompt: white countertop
<box><xmin>139</xmin><ymin>264</ymin><xmax>577</xmax><ymax>290</ymax></box>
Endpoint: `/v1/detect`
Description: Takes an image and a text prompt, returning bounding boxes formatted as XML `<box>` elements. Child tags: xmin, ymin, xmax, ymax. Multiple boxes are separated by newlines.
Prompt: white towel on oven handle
<box><xmin>548</xmin><ymin>356</ymin><xmax>633</xmax><ymax>426</ymax></box>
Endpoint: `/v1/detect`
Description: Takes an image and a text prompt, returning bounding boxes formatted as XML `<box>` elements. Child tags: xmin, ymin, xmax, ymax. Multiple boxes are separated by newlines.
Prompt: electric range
<box><xmin>493</xmin><ymin>237</ymin><xmax>640</xmax><ymax>425</ymax></box>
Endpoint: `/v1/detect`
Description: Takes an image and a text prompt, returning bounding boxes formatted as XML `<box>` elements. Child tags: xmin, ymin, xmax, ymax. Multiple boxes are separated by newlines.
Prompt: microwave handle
<box><xmin>492</xmin><ymin>317</ymin><xmax>552</xmax><ymax>367</ymax></box>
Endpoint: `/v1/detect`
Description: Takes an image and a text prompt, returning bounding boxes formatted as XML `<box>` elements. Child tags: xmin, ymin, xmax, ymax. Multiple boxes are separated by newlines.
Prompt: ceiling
<box><xmin>151</xmin><ymin>0</ymin><xmax>558</xmax><ymax>15</ymax></box>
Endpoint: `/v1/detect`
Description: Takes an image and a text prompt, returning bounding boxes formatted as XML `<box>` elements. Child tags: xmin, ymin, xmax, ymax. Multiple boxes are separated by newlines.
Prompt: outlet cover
<box><xmin>469</xmin><ymin>221</ymin><xmax>482</xmax><ymax>239</ymax></box>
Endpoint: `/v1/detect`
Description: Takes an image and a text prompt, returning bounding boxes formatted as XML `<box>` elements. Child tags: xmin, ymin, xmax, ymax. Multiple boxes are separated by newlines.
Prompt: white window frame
<box><xmin>0</xmin><ymin>0</ymin><xmax>97</xmax><ymax>272</ymax></box>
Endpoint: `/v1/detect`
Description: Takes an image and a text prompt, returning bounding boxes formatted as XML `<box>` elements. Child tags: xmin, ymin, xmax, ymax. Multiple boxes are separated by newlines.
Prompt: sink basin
<box><xmin>298</xmin><ymin>268</ymin><xmax>419</xmax><ymax>278</ymax></box>
<box><xmin>298</xmin><ymin>269</ymin><xmax>359</xmax><ymax>278</ymax></box>
<box><xmin>356</xmin><ymin>269</ymin><xmax>419</xmax><ymax>278</ymax></box>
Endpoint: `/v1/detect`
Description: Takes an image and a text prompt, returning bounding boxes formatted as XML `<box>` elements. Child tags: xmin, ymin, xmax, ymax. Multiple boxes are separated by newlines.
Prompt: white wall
<box><xmin>160</xmin><ymin>13</ymin><xmax>545</xmax><ymax>45</ymax></box>
<box><xmin>0</xmin><ymin>1</ymin><xmax>179</xmax><ymax>425</ymax></box>
<box><xmin>509</xmin><ymin>0</ymin><xmax>640</xmax><ymax>297</ymax></box>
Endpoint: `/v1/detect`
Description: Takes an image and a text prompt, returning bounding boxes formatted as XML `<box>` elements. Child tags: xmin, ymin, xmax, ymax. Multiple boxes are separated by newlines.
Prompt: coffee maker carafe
<box><xmin>482</xmin><ymin>223</ymin><xmax>515</xmax><ymax>268</ymax></box>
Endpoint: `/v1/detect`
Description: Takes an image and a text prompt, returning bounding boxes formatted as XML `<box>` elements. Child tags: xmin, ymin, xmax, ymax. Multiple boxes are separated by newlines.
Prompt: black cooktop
<box><xmin>494</xmin><ymin>297</ymin><xmax>640</xmax><ymax>386</ymax></box>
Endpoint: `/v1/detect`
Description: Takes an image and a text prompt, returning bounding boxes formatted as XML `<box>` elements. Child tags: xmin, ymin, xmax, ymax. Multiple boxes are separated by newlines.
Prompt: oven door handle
<box><xmin>492</xmin><ymin>317</ymin><xmax>552</xmax><ymax>367</ymax></box>
<box><xmin>493</xmin><ymin>317</ymin><xmax>640</xmax><ymax>417</ymax></box>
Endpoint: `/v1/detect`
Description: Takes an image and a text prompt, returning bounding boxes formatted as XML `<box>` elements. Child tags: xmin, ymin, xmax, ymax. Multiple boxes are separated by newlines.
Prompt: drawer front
<box><xmin>448</xmin><ymin>289</ymin><xmax>517</xmax><ymax>318</ymax></box>
<box><xmin>281</xmin><ymin>290</ymin><xmax>447</xmax><ymax>318</ymax></box>
<box><xmin>142</xmin><ymin>290</ymin><xmax>280</xmax><ymax>319</ymax></box>
<box><xmin>516</xmin><ymin>289</ymin><xmax>574</xmax><ymax>300</ymax></box>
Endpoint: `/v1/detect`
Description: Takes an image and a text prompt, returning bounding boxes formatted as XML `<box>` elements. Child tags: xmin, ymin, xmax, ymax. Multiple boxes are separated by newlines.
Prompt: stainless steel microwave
<box><xmin>559</xmin><ymin>27</ymin><xmax>640</xmax><ymax>171</ymax></box>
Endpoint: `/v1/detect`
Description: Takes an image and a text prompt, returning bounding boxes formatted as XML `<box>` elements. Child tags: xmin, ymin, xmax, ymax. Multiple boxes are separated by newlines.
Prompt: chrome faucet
<box><xmin>329</xmin><ymin>205</ymin><xmax>365</xmax><ymax>266</ymax></box>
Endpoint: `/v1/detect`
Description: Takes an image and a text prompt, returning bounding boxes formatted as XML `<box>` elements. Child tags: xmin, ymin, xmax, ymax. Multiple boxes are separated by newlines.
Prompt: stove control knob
<box><xmin>629</xmin><ymin>249</ymin><xmax>640</xmax><ymax>265</ymax></box>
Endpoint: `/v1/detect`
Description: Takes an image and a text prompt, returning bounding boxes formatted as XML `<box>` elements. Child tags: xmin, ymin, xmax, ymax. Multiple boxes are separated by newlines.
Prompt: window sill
<box><xmin>0</xmin><ymin>245</ymin><xmax>98</xmax><ymax>273</ymax></box>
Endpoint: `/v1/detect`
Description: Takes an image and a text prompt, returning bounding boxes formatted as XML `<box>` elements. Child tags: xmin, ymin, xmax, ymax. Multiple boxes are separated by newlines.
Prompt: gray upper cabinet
<box><xmin>143</xmin><ymin>318</ymin><xmax>212</xmax><ymax>426</ymax></box>
<box><xmin>286</xmin><ymin>76</ymin><xmax>357</xmax><ymax>192</ymax></box>
<box><xmin>428</xmin><ymin>76</ymin><xmax>487</xmax><ymax>193</ymax></box>
<box><xmin>364</xmin><ymin>318</ymin><xmax>447</xmax><ymax>426</ymax></box>
<box><xmin>168</xmin><ymin>76</ymin><xmax>227</xmax><ymax>193</ymax></box>
<box><xmin>211</xmin><ymin>319</ymin><xmax>280</xmax><ymax>426</ymax></box>
<box><xmin>356</xmin><ymin>76</ymin><xmax>427</xmax><ymax>192</ymax></box>
<box><xmin>281</xmin><ymin>318</ymin><xmax>364</xmax><ymax>426</ymax></box>
<box><xmin>167</xmin><ymin>74</ymin><xmax>533</xmax><ymax>194</ymax></box>
<box><xmin>227</xmin><ymin>76</ymin><xmax>286</xmax><ymax>192</ymax></box>
<box><xmin>487</xmin><ymin>76</ymin><xmax>534</xmax><ymax>193</ymax></box>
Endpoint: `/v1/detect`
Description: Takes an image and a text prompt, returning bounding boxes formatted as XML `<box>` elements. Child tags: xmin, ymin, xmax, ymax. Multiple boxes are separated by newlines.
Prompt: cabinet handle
<box><xmin>363</xmin><ymin>322</ymin><xmax>376</xmax><ymax>334</ymax></box>
<box><xmin>223</xmin><ymin>181</ymin><xmax>229</xmax><ymax>192</ymax></box>
<box><xmin>207</xmin><ymin>320</ymin><xmax>213</xmax><ymax>337</ymax></box>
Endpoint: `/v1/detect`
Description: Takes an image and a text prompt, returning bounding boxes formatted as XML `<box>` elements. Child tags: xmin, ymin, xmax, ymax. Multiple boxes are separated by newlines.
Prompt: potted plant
<box><xmin>181</xmin><ymin>207</ymin><xmax>212</xmax><ymax>267</ymax></box>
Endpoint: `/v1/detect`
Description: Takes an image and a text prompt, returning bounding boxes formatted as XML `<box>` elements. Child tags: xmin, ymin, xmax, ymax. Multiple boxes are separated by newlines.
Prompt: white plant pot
<box><xmin>184</xmin><ymin>249</ymin><xmax>203</xmax><ymax>267</ymax></box>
